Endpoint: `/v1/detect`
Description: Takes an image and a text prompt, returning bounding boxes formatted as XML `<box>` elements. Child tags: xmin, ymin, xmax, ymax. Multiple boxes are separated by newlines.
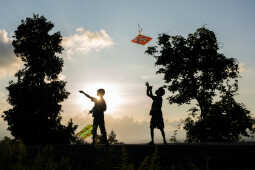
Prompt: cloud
<box><xmin>0</xmin><ymin>29</ymin><xmax>21</xmax><ymax>78</ymax></box>
<box><xmin>238</xmin><ymin>63</ymin><xmax>245</xmax><ymax>73</ymax></box>
<box><xmin>62</xmin><ymin>28</ymin><xmax>114</xmax><ymax>58</ymax></box>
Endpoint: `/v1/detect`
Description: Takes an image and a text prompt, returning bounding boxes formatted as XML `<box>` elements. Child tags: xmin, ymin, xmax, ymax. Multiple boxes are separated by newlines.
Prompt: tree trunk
<box><xmin>196</xmin><ymin>96</ymin><xmax>210</xmax><ymax>119</ymax></box>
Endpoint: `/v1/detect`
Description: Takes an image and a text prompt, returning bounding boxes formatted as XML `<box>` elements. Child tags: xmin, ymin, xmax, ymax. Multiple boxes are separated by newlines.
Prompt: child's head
<box><xmin>97</xmin><ymin>88</ymin><xmax>105</xmax><ymax>97</ymax></box>
<box><xmin>155</xmin><ymin>87</ymin><xmax>165</xmax><ymax>97</ymax></box>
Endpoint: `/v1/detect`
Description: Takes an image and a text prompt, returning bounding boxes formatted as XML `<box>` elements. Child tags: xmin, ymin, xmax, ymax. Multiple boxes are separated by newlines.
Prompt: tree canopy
<box><xmin>2</xmin><ymin>14</ymin><xmax>77</xmax><ymax>144</ymax></box>
<box><xmin>146</xmin><ymin>27</ymin><xmax>254</xmax><ymax>142</ymax></box>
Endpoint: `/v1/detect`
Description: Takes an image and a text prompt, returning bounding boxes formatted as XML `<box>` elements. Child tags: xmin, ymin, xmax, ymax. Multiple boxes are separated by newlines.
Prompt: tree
<box><xmin>184</xmin><ymin>87</ymin><xmax>254</xmax><ymax>142</ymax></box>
<box><xmin>2</xmin><ymin>14</ymin><xmax>77</xmax><ymax>144</ymax></box>
<box><xmin>146</xmin><ymin>27</ymin><xmax>254</xmax><ymax>142</ymax></box>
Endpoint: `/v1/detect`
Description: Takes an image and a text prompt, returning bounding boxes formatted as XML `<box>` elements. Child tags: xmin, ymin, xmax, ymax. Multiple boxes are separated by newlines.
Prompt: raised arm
<box><xmin>145</xmin><ymin>82</ymin><xmax>154</xmax><ymax>98</ymax></box>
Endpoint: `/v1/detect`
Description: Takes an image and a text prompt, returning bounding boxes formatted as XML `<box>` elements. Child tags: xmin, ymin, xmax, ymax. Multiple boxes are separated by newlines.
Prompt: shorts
<box><xmin>150</xmin><ymin>114</ymin><xmax>164</xmax><ymax>129</ymax></box>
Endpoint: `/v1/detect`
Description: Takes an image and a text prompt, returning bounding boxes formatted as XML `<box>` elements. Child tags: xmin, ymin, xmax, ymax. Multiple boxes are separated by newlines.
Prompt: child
<box><xmin>79</xmin><ymin>89</ymin><xmax>108</xmax><ymax>145</ymax></box>
<box><xmin>146</xmin><ymin>82</ymin><xmax>167</xmax><ymax>144</ymax></box>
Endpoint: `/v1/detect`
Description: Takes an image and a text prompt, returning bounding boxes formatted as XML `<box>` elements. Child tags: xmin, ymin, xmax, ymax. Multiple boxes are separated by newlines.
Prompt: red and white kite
<box><xmin>131</xmin><ymin>25</ymin><xmax>152</xmax><ymax>46</ymax></box>
<box><xmin>131</xmin><ymin>34</ymin><xmax>152</xmax><ymax>45</ymax></box>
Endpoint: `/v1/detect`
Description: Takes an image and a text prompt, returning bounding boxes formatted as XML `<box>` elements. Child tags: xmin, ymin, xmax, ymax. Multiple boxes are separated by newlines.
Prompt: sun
<box><xmin>76</xmin><ymin>82</ymin><xmax>123</xmax><ymax>114</ymax></box>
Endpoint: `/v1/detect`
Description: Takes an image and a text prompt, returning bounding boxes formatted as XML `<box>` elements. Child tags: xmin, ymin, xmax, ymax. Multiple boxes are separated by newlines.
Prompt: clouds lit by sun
<box><xmin>62</xmin><ymin>28</ymin><xmax>114</xmax><ymax>59</ymax></box>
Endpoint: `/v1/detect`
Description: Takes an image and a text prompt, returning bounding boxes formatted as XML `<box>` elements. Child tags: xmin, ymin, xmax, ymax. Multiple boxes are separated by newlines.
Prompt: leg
<box><xmin>149</xmin><ymin>117</ymin><xmax>155</xmax><ymax>144</ymax></box>
<box><xmin>92</xmin><ymin>118</ymin><xmax>99</xmax><ymax>144</ymax></box>
<box><xmin>160</xmin><ymin>127</ymin><xmax>167</xmax><ymax>144</ymax></box>
<box><xmin>98</xmin><ymin>117</ymin><xmax>108</xmax><ymax>144</ymax></box>
<box><xmin>150</xmin><ymin>127</ymin><xmax>154</xmax><ymax>144</ymax></box>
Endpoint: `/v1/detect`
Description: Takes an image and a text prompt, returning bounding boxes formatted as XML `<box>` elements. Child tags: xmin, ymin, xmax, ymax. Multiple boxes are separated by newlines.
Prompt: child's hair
<box><xmin>156</xmin><ymin>87</ymin><xmax>165</xmax><ymax>96</ymax></box>
<box><xmin>97</xmin><ymin>88</ymin><xmax>105</xmax><ymax>96</ymax></box>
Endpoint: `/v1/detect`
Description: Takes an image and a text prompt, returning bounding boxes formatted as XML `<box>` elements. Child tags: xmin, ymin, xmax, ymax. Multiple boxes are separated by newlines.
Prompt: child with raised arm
<box><xmin>146</xmin><ymin>82</ymin><xmax>167</xmax><ymax>144</ymax></box>
<box><xmin>79</xmin><ymin>89</ymin><xmax>108</xmax><ymax>145</ymax></box>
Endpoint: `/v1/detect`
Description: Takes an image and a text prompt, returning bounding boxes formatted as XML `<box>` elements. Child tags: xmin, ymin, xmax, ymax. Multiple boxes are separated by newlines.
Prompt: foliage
<box><xmin>0</xmin><ymin>141</ymin><xmax>162</xmax><ymax>170</ymax></box>
<box><xmin>72</xmin><ymin>136</ymin><xmax>90</xmax><ymax>144</ymax></box>
<box><xmin>120</xmin><ymin>146</ymin><xmax>135</xmax><ymax>170</ymax></box>
<box><xmin>2</xmin><ymin>137</ymin><xmax>251</xmax><ymax>170</ymax></box>
<box><xmin>138</xmin><ymin>147</ymin><xmax>160</xmax><ymax>170</ymax></box>
<box><xmin>0</xmin><ymin>137</ymin><xmax>72</xmax><ymax>170</ymax></box>
<box><xmin>95</xmin><ymin>130</ymin><xmax>123</xmax><ymax>144</ymax></box>
<box><xmin>184</xmin><ymin>92</ymin><xmax>255</xmax><ymax>143</ymax></box>
<box><xmin>169</xmin><ymin>120</ymin><xmax>183</xmax><ymax>143</ymax></box>
<box><xmin>2</xmin><ymin>14</ymin><xmax>77</xmax><ymax>144</ymax></box>
<box><xmin>108</xmin><ymin>130</ymin><xmax>122</xmax><ymax>144</ymax></box>
<box><xmin>120</xmin><ymin>146</ymin><xmax>160</xmax><ymax>170</ymax></box>
<box><xmin>146</xmin><ymin>27</ymin><xmax>254</xmax><ymax>142</ymax></box>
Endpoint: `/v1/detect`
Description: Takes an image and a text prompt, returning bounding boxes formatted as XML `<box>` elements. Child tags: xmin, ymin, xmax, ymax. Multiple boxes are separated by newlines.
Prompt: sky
<box><xmin>0</xmin><ymin>0</ymin><xmax>255</xmax><ymax>143</ymax></box>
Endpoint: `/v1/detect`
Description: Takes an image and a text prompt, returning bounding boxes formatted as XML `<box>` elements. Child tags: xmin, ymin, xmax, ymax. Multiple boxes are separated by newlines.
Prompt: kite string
<box><xmin>138</xmin><ymin>24</ymin><xmax>143</xmax><ymax>35</ymax></box>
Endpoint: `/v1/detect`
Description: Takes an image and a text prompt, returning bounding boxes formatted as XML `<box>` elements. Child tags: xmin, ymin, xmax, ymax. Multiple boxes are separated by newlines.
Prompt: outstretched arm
<box><xmin>79</xmin><ymin>90</ymin><xmax>95</xmax><ymax>101</ymax></box>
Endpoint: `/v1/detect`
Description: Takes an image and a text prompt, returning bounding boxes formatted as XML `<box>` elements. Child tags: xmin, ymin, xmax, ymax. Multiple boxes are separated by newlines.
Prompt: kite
<box><xmin>131</xmin><ymin>25</ymin><xmax>152</xmax><ymax>46</ymax></box>
<box><xmin>77</xmin><ymin>124</ymin><xmax>93</xmax><ymax>140</ymax></box>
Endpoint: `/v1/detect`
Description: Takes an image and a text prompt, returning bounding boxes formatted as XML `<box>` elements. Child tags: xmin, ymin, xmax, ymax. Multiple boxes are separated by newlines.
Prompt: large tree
<box><xmin>2</xmin><ymin>14</ymin><xmax>77</xmax><ymax>144</ymax></box>
<box><xmin>146</xmin><ymin>27</ymin><xmax>254</xmax><ymax>142</ymax></box>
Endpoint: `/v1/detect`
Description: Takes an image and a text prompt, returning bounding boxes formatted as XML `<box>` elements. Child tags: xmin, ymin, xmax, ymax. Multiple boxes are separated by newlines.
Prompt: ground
<box><xmin>38</xmin><ymin>143</ymin><xmax>255</xmax><ymax>170</ymax></box>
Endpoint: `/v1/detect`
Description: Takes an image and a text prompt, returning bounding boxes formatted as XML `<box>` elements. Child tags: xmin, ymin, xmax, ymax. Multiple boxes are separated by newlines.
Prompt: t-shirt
<box><xmin>150</xmin><ymin>96</ymin><xmax>162</xmax><ymax>116</ymax></box>
<box><xmin>91</xmin><ymin>97</ymin><xmax>107</xmax><ymax>117</ymax></box>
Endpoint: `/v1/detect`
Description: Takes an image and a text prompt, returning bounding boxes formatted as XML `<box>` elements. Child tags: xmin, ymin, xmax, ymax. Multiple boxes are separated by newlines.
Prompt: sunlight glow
<box><xmin>76</xmin><ymin>82</ymin><xmax>123</xmax><ymax>114</ymax></box>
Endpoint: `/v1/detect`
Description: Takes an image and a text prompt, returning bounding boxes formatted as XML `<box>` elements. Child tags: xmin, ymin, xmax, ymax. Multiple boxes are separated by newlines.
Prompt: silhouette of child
<box><xmin>146</xmin><ymin>82</ymin><xmax>167</xmax><ymax>144</ymax></box>
<box><xmin>79</xmin><ymin>89</ymin><xmax>108</xmax><ymax>145</ymax></box>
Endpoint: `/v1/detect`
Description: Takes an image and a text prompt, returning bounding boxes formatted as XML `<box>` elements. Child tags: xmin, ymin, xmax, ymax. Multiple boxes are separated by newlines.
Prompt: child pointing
<box><xmin>79</xmin><ymin>89</ymin><xmax>108</xmax><ymax>145</ymax></box>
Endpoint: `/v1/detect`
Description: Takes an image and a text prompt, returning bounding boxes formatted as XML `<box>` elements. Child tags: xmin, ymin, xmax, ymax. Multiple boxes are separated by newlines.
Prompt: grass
<box><xmin>0</xmin><ymin>137</ymin><xmax>254</xmax><ymax>170</ymax></box>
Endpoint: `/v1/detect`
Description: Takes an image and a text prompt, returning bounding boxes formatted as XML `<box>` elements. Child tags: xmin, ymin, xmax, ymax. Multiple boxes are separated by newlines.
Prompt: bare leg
<box><xmin>99</xmin><ymin>118</ymin><xmax>108</xmax><ymax>144</ymax></box>
<box><xmin>92</xmin><ymin>128</ymin><xmax>98</xmax><ymax>145</ymax></box>
<box><xmin>92</xmin><ymin>119</ymin><xmax>98</xmax><ymax>145</ymax></box>
<box><xmin>160</xmin><ymin>128</ymin><xmax>167</xmax><ymax>144</ymax></box>
<box><xmin>150</xmin><ymin>127</ymin><xmax>154</xmax><ymax>144</ymax></box>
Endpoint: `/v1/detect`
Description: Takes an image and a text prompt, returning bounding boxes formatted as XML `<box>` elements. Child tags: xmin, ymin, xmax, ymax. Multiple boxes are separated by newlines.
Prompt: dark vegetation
<box><xmin>75</xmin><ymin>130</ymin><xmax>124</xmax><ymax>145</ymax></box>
<box><xmin>1</xmin><ymin>137</ymin><xmax>255</xmax><ymax>170</ymax></box>
<box><xmin>97</xmin><ymin>130</ymin><xmax>124</xmax><ymax>144</ymax></box>
<box><xmin>2</xmin><ymin>14</ymin><xmax>77</xmax><ymax>145</ymax></box>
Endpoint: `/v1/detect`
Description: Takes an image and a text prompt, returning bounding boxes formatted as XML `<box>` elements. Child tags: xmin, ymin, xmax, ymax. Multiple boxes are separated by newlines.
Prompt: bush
<box><xmin>0</xmin><ymin>137</ymin><xmax>72</xmax><ymax>170</ymax></box>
